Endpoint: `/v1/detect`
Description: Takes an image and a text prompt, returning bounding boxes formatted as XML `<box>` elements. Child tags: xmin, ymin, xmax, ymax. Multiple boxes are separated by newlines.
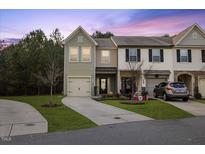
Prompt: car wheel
<box><xmin>183</xmin><ymin>98</ymin><xmax>188</xmax><ymax>102</ymax></box>
<box><xmin>163</xmin><ymin>93</ymin><xmax>168</xmax><ymax>101</ymax></box>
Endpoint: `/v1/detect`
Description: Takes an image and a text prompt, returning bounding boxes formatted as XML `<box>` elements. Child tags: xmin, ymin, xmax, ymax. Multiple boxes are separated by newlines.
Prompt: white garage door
<box><xmin>67</xmin><ymin>77</ymin><xmax>91</xmax><ymax>96</ymax></box>
<box><xmin>199</xmin><ymin>78</ymin><xmax>205</xmax><ymax>98</ymax></box>
<box><xmin>146</xmin><ymin>78</ymin><xmax>167</xmax><ymax>97</ymax></box>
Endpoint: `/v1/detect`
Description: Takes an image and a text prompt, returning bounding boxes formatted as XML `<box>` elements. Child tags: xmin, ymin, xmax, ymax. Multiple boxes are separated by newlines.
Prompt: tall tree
<box><xmin>92</xmin><ymin>31</ymin><xmax>114</xmax><ymax>38</ymax></box>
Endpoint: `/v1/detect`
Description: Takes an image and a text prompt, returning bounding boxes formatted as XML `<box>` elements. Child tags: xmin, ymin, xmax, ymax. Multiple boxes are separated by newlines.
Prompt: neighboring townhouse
<box><xmin>63</xmin><ymin>24</ymin><xmax>205</xmax><ymax>98</ymax></box>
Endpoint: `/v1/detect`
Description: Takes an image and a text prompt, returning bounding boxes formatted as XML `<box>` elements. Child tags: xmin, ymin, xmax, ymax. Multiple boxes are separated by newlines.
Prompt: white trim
<box><xmin>175</xmin><ymin>24</ymin><xmax>205</xmax><ymax>45</ymax></box>
<box><xmin>110</xmin><ymin>36</ymin><xmax>118</xmax><ymax>47</ymax></box>
<box><xmin>63</xmin><ymin>26</ymin><xmax>98</xmax><ymax>45</ymax></box>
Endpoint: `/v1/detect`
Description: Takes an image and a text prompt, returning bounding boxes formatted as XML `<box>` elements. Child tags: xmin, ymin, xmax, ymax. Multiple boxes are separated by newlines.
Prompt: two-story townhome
<box><xmin>63</xmin><ymin>24</ymin><xmax>205</xmax><ymax>98</ymax></box>
<box><xmin>171</xmin><ymin>24</ymin><xmax>205</xmax><ymax>96</ymax></box>
<box><xmin>63</xmin><ymin>26</ymin><xmax>117</xmax><ymax>96</ymax></box>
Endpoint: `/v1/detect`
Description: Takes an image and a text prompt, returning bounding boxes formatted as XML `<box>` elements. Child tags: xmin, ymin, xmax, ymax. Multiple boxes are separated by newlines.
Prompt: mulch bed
<box><xmin>120</xmin><ymin>101</ymin><xmax>145</xmax><ymax>105</ymax></box>
<box><xmin>41</xmin><ymin>103</ymin><xmax>62</xmax><ymax>108</ymax></box>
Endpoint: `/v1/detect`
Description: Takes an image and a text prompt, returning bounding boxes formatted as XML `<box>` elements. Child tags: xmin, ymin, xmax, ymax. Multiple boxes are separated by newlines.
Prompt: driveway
<box><xmin>163</xmin><ymin>99</ymin><xmax>205</xmax><ymax>116</ymax></box>
<box><xmin>62</xmin><ymin>97</ymin><xmax>152</xmax><ymax>125</ymax></box>
<box><xmin>0</xmin><ymin>99</ymin><xmax>48</xmax><ymax>137</ymax></box>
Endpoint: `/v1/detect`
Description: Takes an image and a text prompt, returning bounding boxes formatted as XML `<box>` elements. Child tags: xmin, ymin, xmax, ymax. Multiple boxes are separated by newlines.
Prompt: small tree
<box><xmin>127</xmin><ymin>60</ymin><xmax>144</xmax><ymax>100</ymax></box>
<box><xmin>33</xmin><ymin>40</ymin><xmax>63</xmax><ymax>103</ymax></box>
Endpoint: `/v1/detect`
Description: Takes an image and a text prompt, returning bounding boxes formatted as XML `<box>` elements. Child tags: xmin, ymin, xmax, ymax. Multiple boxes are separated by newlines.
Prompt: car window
<box><xmin>170</xmin><ymin>83</ymin><xmax>186</xmax><ymax>88</ymax></box>
<box><xmin>159</xmin><ymin>82</ymin><xmax>167</xmax><ymax>88</ymax></box>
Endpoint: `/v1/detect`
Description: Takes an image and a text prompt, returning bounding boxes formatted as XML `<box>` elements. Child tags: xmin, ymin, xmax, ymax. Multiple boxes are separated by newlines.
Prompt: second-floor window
<box><xmin>149</xmin><ymin>49</ymin><xmax>164</xmax><ymax>62</ymax></box>
<box><xmin>81</xmin><ymin>47</ymin><xmax>91</xmax><ymax>62</ymax></box>
<box><xmin>125</xmin><ymin>48</ymin><xmax>141</xmax><ymax>62</ymax></box>
<box><xmin>69</xmin><ymin>47</ymin><xmax>78</xmax><ymax>62</ymax></box>
<box><xmin>180</xmin><ymin>50</ymin><xmax>188</xmax><ymax>62</ymax></box>
<box><xmin>176</xmin><ymin>49</ymin><xmax>192</xmax><ymax>63</ymax></box>
<box><xmin>152</xmin><ymin>49</ymin><xmax>161</xmax><ymax>62</ymax></box>
<box><xmin>101</xmin><ymin>50</ymin><xmax>110</xmax><ymax>64</ymax></box>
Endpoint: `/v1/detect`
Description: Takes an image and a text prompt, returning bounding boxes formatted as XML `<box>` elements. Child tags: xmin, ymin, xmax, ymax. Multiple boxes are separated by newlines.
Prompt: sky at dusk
<box><xmin>0</xmin><ymin>9</ymin><xmax>205</xmax><ymax>39</ymax></box>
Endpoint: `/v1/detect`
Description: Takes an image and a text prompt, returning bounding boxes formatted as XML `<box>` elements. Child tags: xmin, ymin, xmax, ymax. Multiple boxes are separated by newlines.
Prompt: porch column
<box><xmin>117</xmin><ymin>70</ymin><xmax>121</xmax><ymax>93</ymax></box>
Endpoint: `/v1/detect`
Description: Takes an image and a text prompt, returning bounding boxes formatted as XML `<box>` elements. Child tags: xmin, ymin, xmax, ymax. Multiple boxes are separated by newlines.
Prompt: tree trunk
<box><xmin>50</xmin><ymin>85</ymin><xmax>53</xmax><ymax>97</ymax></box>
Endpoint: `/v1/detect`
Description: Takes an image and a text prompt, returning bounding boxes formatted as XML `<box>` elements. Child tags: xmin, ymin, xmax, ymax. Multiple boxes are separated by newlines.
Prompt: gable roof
<box><xmin>111</xmin><ymin>36</ymin><xmax>173</xmax><ymax>47</ymax></box>
<box><xmin>172</xmin><ymin>23</ymin><xmax>205</xmax><ymax>45</ymax></box>
<box><xmin>63</xmin><ymin>26</ymin><xmax>98</xmax><ymax>45</ymax></box>
<box><xmin>95</xmin><ymin>38</ymin><xmax>117</xmax><ymax>49</ymax></box>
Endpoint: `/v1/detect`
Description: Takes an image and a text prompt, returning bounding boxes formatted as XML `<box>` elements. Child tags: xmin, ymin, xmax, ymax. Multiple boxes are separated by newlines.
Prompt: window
<box><xmin>152</xmin><ymin>49</ymin><xmax>160</xmax><ymax>62</ymax></box>
<box><xmin>77</xmin><ymin>36</ymin><xmax>83</xmax><ymax>43</ymax></box>
<box><xmin>81</xmin><ymin>47</ymin><xmax>91</xmax><ymax>62</ymax></box>
<box><xmin>180</xmin><ymin>49</ymin><xmax>188</xmax><ymax>62</ymax></box>
<box><xmin>69</xmin><ymin>47</ymin><xmax>78</xmax><ymax>62</ymax></box>
<box><xmin>192</xmin><ymin>32</ymin><xmax>198</xmax><ymax>39</ymax></box>
<box><xmin>129</xmin><ymin>48</ymin><xmax>137</xmax><ymax>61</ymax></box>
<box><xmin>101</xmin><ymin>50</ymin><xmax>110</xmax><ymax>64</ymax></box>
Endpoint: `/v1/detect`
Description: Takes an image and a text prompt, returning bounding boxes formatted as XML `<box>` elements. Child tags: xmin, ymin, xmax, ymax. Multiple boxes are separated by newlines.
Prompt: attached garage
<box><xmin>199</xmin><ymin>78</ymin><xmax>205</xmax><ymax>98</ymax></box>
<box><xmin>67</xmin><ymin>76</ymin><xmax>91</xmax><ymax>96</ymax></box>
<box><xmin>146</xmin><ymin>78</ymin><xmax>167</xmax><ymax>97</ymax></box>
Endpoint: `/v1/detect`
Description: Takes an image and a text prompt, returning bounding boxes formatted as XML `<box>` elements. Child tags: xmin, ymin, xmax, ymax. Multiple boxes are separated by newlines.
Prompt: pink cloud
<box><xmin>108</xmin><ymin>14</ymin><xmax>205</xmax><ymax>36</ymax></box>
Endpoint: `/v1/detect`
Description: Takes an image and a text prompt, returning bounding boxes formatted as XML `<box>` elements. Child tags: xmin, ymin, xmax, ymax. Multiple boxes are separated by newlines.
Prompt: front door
<box><xmin>99</xmin><ymin>78</ymin><xmax>108</xmax><ymax>94</ymax></box>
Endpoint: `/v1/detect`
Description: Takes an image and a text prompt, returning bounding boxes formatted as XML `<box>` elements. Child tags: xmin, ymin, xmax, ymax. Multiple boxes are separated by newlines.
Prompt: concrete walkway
<box><xmin>62</xmin><ymin>97</ymin><xmax>152</xmax><ymax>125</ymax></box>
<box><xmin>164</xmin><ymin>99</ymin><xmax>205</xmax><ymax>116</ymax></box>
<box><xmin>0</xmin><ymin>99</ymin><xmax>48</xmax><ymax>137</ymax></box>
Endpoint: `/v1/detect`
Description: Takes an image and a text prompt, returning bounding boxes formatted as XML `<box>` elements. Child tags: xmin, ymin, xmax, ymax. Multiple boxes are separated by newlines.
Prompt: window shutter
<box><xmin>160</xmin><ymin>49</ymin><xmax>164</xmax><ymax>62</ymax></box>
<box><xmin>177</xmin><ymin>49</ymin><xmax>180</xmax><ymax>62</ymax></box>
<box><xmin>137</xmin><ymin>49</ymin><xmax>141</xmax><ymax>62</ymax></box>
<box><xmin>149</xmin><ymin>49</ymin><xmax>152</xmax><ymax>62</ymax></box>
<box><xmin>202</xmin><ymin>50</ymin><xmax>205</xmax><ymax>63</ymax></box>
<box><xmin>125</xmin><ymin>49</ymin><xmax>129</xmax><ymax>62</ymax></box>
<box><xmin>188</xmin><ymin>49</ymin><xmax>192</xmax><ymax>62</ymax></box>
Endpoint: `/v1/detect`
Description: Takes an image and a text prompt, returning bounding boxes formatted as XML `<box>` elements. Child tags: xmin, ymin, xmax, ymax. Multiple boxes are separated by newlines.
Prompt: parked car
<box><xmin>153</xmin><ymin>82</ymin><xmax>189</xmax><ymax>101</ymax></box>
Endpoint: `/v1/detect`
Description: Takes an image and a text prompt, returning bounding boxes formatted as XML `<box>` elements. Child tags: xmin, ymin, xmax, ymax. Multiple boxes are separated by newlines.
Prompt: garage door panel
<box><xmin>199</xmin><ymin>78</ymin><xmax>205</xmax><ymax>98</ymax></box>
<box><xmin>146</xmin><ymin>78</ymin><xmax>167</xmax><ymax>97</ymax></box>
<box><xmin>67</xmin><ymin>77</ymin><xmax>91</xmax><ymax>96</ymax></box>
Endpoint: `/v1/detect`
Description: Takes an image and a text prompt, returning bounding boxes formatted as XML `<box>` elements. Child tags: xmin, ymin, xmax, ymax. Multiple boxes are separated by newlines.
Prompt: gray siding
<box><xmin>64</xmin><ymin>29</ymin><xmax>96</xmax><ymax>95</ymax></box>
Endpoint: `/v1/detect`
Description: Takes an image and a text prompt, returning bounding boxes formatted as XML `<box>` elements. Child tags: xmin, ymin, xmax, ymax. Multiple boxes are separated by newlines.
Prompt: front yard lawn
<box><xmin>0</xmin><ymin>95</ymin><xmax>96</xmax><ymax>132</ymax></box>
<box><xmin>102</xmin><ymin>99</ymin><xmax>194</xmax><ymax>120</ymax></box>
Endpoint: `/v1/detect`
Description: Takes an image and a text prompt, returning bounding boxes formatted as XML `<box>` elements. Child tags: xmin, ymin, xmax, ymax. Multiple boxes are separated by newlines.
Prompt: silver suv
<box><xmin>153</xmin><ymin>82</ymin><xmax>189</xmax><ymax>101</ymax></box>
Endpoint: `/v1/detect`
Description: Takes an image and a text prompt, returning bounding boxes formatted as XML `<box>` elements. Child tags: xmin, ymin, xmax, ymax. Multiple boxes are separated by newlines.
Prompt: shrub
<box><xmin>195</xmin><ymin>93</ymin><xmax>202</xmax><ymax>99</ymax></box>
<box><xmin>115</xmin><ymin>93</ymin><xmax>120</xmax><ymax>99</ymax></box>
<box><xmin>194</xmin><ymin>86</ymin><xmax>202</xmax><ymax>99</ymax></box>
<box><xmin>107</xmin><ymin>91</ymin><xmax>114</xmax><ymax>97</ymax></box>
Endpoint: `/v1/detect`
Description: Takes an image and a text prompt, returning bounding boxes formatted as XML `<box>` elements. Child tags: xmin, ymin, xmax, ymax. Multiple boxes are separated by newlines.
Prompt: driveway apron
<box><xmin>164</xmin><ymin>100</ymin><xmax>205</xmax><ymax>116</ymax></box>
<box><xmin>62</xmin><ymin>97</ymin><xmax>152</xmax><ymax>125</ymax></box>
<box><xmin>0</xmin><ymin>99</ymin><xmax>48</xmax><ymax>137</ymax></box>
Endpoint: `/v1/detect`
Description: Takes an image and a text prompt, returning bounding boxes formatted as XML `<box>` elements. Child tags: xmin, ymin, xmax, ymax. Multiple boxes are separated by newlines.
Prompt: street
<box><xmin>1</xmin><ymin>116</ymin><xmax>205</xmax><ymax>145</ymax></box>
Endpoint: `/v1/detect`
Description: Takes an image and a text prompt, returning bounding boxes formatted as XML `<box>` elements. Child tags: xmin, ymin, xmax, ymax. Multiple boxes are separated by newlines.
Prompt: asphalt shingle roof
<box><xmin>111</xmin><ymin>36</ymin><xmax>173</xmax><ymax>47</ymax></box>
<box><xmin>95</xmin><ymin>38</ymin><xmax>116</xmax><ymax>48</ymax></box>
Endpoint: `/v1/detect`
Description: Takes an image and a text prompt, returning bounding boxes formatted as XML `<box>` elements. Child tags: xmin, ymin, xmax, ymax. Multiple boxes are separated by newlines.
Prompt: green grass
<box><xmin>101</xmin><ymin>100</ymin><xmax>194</xmax><ymax>120</ymax></box>
<box><xmin>0</xmin><ymin>95</ymin><xmax>96</xmax><ymax>132</ymax></box>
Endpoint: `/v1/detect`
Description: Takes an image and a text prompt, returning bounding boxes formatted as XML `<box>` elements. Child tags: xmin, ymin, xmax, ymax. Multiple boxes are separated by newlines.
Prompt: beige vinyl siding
<box><xmin>96</xmin><ymin>49</ymin><xmax>117</xmax><ymax>67</ymax></box>
<box><xmin>179</xmin><ymin>29</ymin><xmax>205</xmax><ymax>46</ymax></box>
